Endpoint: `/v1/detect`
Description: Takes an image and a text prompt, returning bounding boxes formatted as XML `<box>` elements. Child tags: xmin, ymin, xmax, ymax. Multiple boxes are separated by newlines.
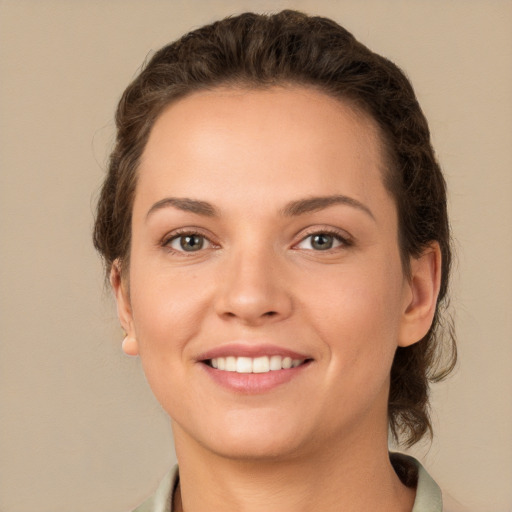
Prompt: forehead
<box><xmin>135</xmin><ymin>86</ymin><xmax>390</xmax><ymax>217</ymax></box>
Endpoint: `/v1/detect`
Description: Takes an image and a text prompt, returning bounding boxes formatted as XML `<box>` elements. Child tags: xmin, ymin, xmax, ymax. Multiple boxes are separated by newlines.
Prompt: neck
<box><xmin>172</xmin><ymin>422</ymin><xmax>415</xmax><ymax>512</ymax></box>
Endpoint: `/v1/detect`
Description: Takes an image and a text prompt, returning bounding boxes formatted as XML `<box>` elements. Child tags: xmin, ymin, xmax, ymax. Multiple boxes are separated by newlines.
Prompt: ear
<box><xmin>398</xmin><ymin>242</ymin><xmax>442</xmax><ymax>348</ymax></box>
<box><xmin>110</xmin><ymin>261</ymin><xmax>139</xmax><ymax>356</ymax></box>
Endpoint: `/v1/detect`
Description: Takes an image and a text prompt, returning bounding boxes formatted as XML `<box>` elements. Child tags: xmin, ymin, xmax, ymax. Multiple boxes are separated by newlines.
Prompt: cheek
<box><xmin>127</xmin><ymin>270</ymin><xmax>209</xmax><ymax>414</ymax></box>
<box><xmin>304</xmin><ymin>265</ymin><xmax>405</xmax><ymax>427</ymax></box>
<box><xmin>308</xmin><ymin>258</ymin><xmax>405</xmax><ymax>371</ymax></box>
<box><xmin>128</xmin><ymin>263</ymin><xmax>212</xmax><ymax>360</ymax></box>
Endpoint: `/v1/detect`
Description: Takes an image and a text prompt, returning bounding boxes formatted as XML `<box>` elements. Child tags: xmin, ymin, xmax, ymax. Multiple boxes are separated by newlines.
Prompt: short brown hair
<box><xmin>93</xmin><ymin>9</ymin><xmax>456</xmax><ymax>447</ymax></box>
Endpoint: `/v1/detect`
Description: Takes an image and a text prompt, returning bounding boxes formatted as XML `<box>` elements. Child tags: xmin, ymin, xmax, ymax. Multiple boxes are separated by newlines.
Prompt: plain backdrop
<box><xmin>1</xmin><ymin>1</ymin><xmax>511</xmax><ymax>511</ymax></box>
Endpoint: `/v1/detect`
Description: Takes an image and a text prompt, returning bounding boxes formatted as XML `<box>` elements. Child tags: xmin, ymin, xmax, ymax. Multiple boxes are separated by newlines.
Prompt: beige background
<box><xmin>1</xmin><ymin>1</ymin><xmax>511</xmax><ymax>511</ymax></box>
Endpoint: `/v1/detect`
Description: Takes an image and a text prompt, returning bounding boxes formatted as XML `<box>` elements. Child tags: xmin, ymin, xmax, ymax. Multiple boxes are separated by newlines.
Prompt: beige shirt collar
<box><xmin>133</xmin><ymin>454</ymin><xmax>443</xmax><ymax>512</ymax></box>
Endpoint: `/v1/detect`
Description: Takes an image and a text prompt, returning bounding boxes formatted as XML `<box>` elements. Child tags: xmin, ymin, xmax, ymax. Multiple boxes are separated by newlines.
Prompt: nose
<box><xmin>215</xmin><ymin>245</ymin><xmax>293</xmax><ymax>326</ymax></box>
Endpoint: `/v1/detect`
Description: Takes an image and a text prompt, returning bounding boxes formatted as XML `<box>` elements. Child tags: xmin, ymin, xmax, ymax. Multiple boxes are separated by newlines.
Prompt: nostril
<box><xmin>264</xmin><ymin>311</ymin><xmax>278</xmax><ymax>317</ymax></box>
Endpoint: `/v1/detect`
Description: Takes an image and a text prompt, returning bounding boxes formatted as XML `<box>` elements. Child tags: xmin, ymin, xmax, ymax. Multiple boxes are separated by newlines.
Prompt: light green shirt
<box><xmin>133</xmin><ymin>454</ymin><xmax>442</xmax><ymax>512</ymax></box>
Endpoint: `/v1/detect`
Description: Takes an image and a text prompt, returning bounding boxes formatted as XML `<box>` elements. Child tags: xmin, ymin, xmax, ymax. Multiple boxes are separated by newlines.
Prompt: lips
<box><xmin>197</xmin><ymin>343</ymin><xmax>310</xmax><ymax>361</ymax></box>
<box><xmin>197</xmin><ymin>343</ymin><xmax>313</xmax><ymax>392</ymax></box>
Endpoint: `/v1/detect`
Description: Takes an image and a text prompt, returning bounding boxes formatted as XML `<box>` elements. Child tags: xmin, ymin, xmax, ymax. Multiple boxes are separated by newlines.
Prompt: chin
<box><xmin>207</xmin><ymin>432</ymin><xmax>306</xmax><ymax>462</ymax></box>
<box><xmin>176</xmin><ymin>408</ymin><xmax>312</xmax><ymax>462</ymax></box>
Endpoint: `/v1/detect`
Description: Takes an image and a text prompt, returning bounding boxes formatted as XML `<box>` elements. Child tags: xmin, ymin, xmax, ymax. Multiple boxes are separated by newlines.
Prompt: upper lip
<box><xmin>196</xmin><ymin>343</ymin><xmax>312</xmax><ymax>361</ymax></box>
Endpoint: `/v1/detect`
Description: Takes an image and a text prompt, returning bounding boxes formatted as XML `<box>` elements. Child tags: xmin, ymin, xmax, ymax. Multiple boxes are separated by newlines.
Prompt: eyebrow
<box><xmin>146</xmin><ymin>197</ymin><xmax>219</xmax><ymax>220</ymax></box>
<box><xmin>281</xmin><ymin>195</ymin><xmax>375</xmax><ymax>220</ymax></box>
<box><xmin>146</xmin><ymin>194</ymin><xmax>375</xmax><ymax>221</ymax></box>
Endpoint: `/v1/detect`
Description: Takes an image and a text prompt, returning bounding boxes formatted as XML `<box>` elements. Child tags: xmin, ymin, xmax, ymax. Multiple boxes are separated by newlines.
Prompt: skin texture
<box><xmin>113</xmin><ymin>86</ymin><xmax>441</xmax><ymax>511</ymax></box>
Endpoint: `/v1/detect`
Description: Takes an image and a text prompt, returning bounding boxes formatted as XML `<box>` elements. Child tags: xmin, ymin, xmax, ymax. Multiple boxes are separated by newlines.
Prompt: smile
<box><xmin>207</xmin><ymin>355</ymin><xmax>306</xmax><ymax>373</ymax></box>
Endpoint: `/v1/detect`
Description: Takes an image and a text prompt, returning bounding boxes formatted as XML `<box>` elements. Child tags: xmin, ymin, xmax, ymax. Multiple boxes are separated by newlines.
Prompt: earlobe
<box><xmin>110</xmin><ymin>260</ymin><xmax>139</xmax><ymax>356</ymax></box>
<box><xmin>398</xmin><ymin>243</ymin><xmax>442</xmax><ymax>348</ymax></box>
<box><xmin>122</xmin><ymin>335</ymin><xmax>139</xmax><ymax>356</ymax></box>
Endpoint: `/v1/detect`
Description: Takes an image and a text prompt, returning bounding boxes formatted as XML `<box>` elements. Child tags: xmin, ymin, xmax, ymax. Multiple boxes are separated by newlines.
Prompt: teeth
<box><xmin>269</xmin><ymin>355</ymin><xmax>282</xmax><ymax>370</ymax></box>
<box><xmin>253</xmin><ymin>356</ymin><xmax>270</xmax><ymax>373</ymax></box>
<box><xmin>236</xmin><ymin>357</ymin><xmax>252</xmax><ymax>373</ymax></box>
<box><xmin>209</xmin><ymin>355</ymin><xmax>305</xmax><ymax>373</ymax></box>
<box><xmin>226</xmin><ymin>356</ymin><xmax>236</xmax><ymax>372</ymax></box>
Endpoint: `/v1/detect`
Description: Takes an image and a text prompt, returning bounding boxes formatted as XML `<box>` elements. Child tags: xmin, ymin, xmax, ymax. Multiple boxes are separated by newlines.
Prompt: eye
<box><xmin>296</xmin><ymin>232</ymin><xmax>347</xmax><ymax>251</ymax></box>
<box><xmin>166</xmin><ymin>233</ymin><xmax>212</xmax><ymax>252</ymax></box>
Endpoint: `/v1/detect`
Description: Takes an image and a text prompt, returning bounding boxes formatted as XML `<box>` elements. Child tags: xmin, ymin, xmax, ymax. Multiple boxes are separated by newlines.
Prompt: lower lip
<box><xmin>200</xmin><ymin>361</ymin><xmax>311</xmax><ymax>394</ymax></box>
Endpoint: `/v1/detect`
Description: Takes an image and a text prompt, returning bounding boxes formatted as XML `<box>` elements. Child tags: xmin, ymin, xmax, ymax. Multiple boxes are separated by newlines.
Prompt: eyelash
<box><xmin>161</xmin><ymin>227</ymin><xmax>353</xmax><ymax>254</ymax></box>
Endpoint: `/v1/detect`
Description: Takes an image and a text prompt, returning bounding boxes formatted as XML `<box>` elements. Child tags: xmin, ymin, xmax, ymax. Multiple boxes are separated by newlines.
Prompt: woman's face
<box><xmin>116</xmin><ymin>86</ymin><xmax>418</xmax><ymax>460</ymax></box>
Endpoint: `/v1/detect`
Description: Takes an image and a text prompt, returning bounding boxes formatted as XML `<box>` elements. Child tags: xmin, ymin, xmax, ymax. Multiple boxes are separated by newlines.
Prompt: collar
<box><xmin>133</xmin><ymin>454</ymin><xmax>442</xmax><ymax>512</ymax></box>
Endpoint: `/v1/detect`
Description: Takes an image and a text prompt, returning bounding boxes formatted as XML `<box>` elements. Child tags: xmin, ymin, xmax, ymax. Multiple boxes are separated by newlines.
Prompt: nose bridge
<box><xmin>216</xmin><ymin>236</ymin><xmax>292</xmax><ymax>324</ymax></box>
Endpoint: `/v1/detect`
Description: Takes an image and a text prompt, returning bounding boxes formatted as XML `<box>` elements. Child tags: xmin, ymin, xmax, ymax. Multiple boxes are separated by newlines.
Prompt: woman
<box><xmin>93</xmin><ymin>10</ymin><xmax>456</xmax><ymax>512</ymax></box>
